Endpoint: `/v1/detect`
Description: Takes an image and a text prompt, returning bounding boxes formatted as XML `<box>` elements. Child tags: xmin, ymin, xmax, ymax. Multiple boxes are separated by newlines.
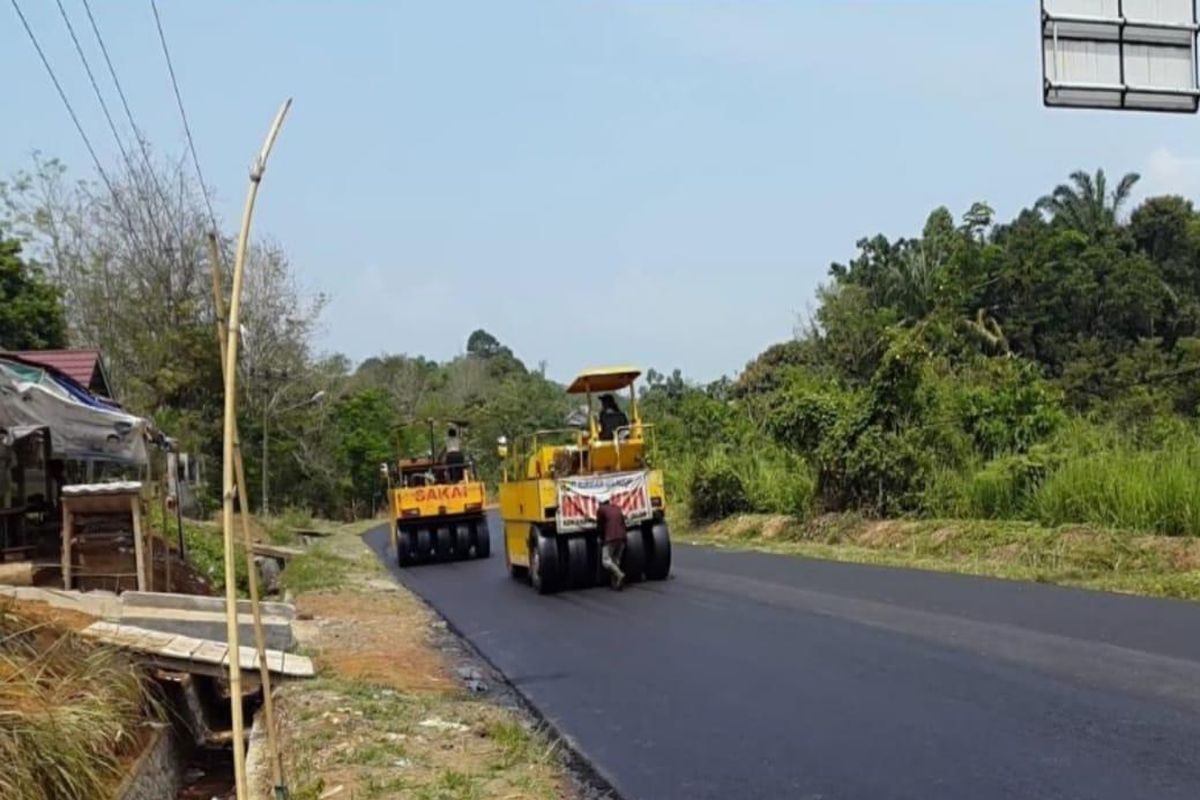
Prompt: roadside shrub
<box><xmin>948</xmin><ymin>359</ymin><xmax>1064</xmax><ymax>457</ymax></box>
<box><xmin>689</xmin><ymin>451</ymin><xmax>751</xmax><ymax>521</ymax></box>
<box><xmin>739</xmin><ymin>446</ymin><xmax>815</xmax><ymax>518</ymax></box>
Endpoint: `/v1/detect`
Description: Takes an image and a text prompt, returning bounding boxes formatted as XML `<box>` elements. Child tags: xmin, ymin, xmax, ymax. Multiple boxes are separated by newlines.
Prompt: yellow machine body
<box><xmin>389</xmin><ymin>451</ymin><xmax>492</xmax><ymax>566</ymax></box>
<box><xmin>497</xmin><ymin>366</ymin><xmax>671</xmax><ymax>592</ymax></box>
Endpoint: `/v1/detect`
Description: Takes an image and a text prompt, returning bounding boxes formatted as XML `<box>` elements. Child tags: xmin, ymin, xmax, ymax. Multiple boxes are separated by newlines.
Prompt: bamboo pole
<box><xmin>209</xmin><ymin>232</ymin><xmax>287</xmax><ymax>797</ymax></box>
<box><xmin>221</xmin><ymin>99</ymin><xmax>292</xmax><ymax>800</ymax></box>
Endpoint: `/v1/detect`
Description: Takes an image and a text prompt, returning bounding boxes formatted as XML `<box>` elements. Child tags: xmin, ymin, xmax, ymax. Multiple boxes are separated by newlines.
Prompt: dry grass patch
<box><xmin>0</xmin><ymin>601</ymin><xmax>159</xmax><ymax>800</ymax></box>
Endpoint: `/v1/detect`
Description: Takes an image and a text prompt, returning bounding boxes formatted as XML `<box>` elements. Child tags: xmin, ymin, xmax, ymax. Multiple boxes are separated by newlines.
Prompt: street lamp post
<box><xmin>261</xmin><ymin>389</ymin><xmax>325</xmax><ymax>515</ymax></box>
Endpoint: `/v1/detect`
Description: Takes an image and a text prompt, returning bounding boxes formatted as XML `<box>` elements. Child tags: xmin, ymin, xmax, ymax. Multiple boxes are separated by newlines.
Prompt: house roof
<box><xmin>11</xmin><ymin>349</ymin><xmax>112</xmax><ymax>398</ymax></box>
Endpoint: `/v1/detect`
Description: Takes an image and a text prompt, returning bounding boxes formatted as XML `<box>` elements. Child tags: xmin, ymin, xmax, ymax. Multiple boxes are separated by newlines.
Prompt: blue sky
<box><xmin>5</xmin><ymin>1</ymin><xmax>1200</xmax><ymax>382</ymax></box>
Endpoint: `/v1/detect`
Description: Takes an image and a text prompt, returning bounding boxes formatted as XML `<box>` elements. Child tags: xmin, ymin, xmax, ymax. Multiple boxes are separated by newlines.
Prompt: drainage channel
<box><xmin>177</xmin><ymin>748</ymin><xmax>235</xmax><ymax>799</ymax></box>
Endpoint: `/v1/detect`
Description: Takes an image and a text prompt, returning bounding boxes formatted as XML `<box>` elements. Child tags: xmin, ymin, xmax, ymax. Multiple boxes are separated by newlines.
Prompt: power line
<box><xmin>55</xmin><ymin>0</ymin><xmax>185</xmax><ymax>276</ymax></box>
<box><xmin>10</xmin><ymin>0</ymin><xmax>119</xmax><ymax>200</ymax></box>
<box><xmin>79</xmin><ymin>0</ymin><xmax>177</xmax><ymax>229</ymax></box>
<box><xmin>54</xmin><ymin>0</ymin><xmax>135</xmax><ymax>176</ymax></box>
<box><xmin>150</xmin><ymin>0</ymin><xmax>220</xmax><ymax>234</ymax></box>
<box><xmin>10</xmin><ymin>0</ymin><xmax>156</xmax><ymax>304</ymax></box>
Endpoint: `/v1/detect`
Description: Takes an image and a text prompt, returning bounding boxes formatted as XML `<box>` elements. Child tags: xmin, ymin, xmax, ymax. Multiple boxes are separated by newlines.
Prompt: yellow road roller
<box><xmin>388</xmin><ymin>420</ymin><xmax>491</xmax><ymax>566</ymax></box>
<box><xmin>497</xmin><ymin>367</ymin><xmax>671</xmax><ymax>593</ymax></box>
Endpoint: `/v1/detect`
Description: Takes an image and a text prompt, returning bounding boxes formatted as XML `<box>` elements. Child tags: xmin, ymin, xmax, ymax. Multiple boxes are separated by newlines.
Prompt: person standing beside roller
<box><xmin>595</xmin><ymin>492</ymin><xmax>627</xmax><ymax>590</ymax></box>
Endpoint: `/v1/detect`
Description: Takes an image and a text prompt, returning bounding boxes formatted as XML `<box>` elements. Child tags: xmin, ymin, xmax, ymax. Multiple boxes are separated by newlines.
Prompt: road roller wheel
<box><xmin>529</xmin><ymin>528</ymin><xmax>561</xmax><ymax>595</ymax></box>
<box><xmin>435</xmin><ymin>526</ymin><xmax>454</xmax><ymax>561</ymax></box>
<box><xmin>643</xmin><ymin>522</ymin><xmax>671</xmax><ymax>581</ymax></box>
<box><xmin>587</xmin><ymin>534</ymin><xmax>605</xmax><ymax>585</ymax></box>
<box><xmin>473</xmin><ymin>520</ymin><xmax>491</xmax><ymax>558</ymax></box>
<box><xmin>454</xmin><ymin>523</ymin><xmax>473</xmax><ymax>558</ymax></box>
<box><xmin>397</xmin><ymin>529</ymin><xmax>415</xmax><ymax>567</ymax></box>
<box><xmin>622</xmin><ymin>528</ymin><xmax>646</xmax><ymax>583</ymax></box>
<box><xmin>564</xmin><ymin>535</ymin><xmax>591</xmax><ymax>589</ymax></box>
<box><xmin>414</xmin><ymin>528</ymin><xmax>433</xmax><ymax>561</ymax></box>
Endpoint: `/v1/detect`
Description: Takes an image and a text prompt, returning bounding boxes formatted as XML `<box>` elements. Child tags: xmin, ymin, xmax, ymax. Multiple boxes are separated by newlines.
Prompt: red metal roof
<box><xmin>11</xmin><ymin>349</ymin><xmax>110</xmax><ymax>396</ymax></box>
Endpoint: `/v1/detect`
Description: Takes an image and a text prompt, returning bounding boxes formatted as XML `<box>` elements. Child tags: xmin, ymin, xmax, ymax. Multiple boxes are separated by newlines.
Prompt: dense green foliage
<box><xmin>0</xmin><ymin>228</ymin><xmax>65</xmax><ymax>350</ymax></box>
<box><xmin>15</xmin><ymin>152</ymin><xmax>1200</xmax><ymax>537</ymax></box>
<box><xmin>648</xmin><ymin>169</ymin><xmax>1200</xmax><ymax>536</ymax></box>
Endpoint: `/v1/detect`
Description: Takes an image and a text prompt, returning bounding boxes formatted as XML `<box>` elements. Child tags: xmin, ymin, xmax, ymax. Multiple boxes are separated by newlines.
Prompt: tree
<box><xmin>1035</xmin><ymin>168</ymin><xmax>1140</xmax><ymax>237</ymax></box>
<box><xmin>466</xmin><ymin>329</ymin><xmax>505</xmax><ymax>358</ymax></box>
<box><xmin>332</xmin><ymin>389</ymin><xmax>394</xmax><ymax>516</ymax></box>
<box><xmin>0</xmin><ymin>229</ymin><xmax>65</xmax><ymax>349</ymax></box>
<box><xmin>961</xmin><ymin>202</ymin><xmax>995</xmax><ymax>242</ymax></box>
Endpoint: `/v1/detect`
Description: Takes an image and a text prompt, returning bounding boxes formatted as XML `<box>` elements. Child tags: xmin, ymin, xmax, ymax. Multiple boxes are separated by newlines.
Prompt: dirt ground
<box><xmin>295</xmin><ymin>591</ymin><xmax>451</xmax><ymax>694</ymax></box>
<box><xmin>262</xmin><ymin>525</ymin><xmax>571</xmax><ymax>800</ymax></box>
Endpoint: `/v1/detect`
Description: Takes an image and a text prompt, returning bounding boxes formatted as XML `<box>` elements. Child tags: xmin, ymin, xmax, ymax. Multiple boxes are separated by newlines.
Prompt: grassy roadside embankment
<box><xmin>260</xmin><ymin>520</ymin><xmax>571</xmax><ymax>800</ymax></box>
<box><xmin>0</xmin><ymin>601</ymin><xmax>159</xmax><ymax>800</ymax></box>
<box><xmin>679</xmin><ymin>513</ymin><xmax>1200</xmax><ymax>601</ymax></box>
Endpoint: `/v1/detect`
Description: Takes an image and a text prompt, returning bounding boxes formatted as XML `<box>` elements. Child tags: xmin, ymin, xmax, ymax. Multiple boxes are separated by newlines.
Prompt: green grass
<box><xmin>278</xmin><ymin>546</ymin><xmax>353</xmax><ymax>594</ymax></box>
<box><xmin>259</xmin><ymin>507</ymin><xmax>319</xmax><ymax>545</ymax></box>
<box><xmin>147</xmin><ymin>505</ymin><xmax>249</xmax><ymax>595</ymax></box>
<box><xmin>667</xmin><ymin>443</ymin><xmax>814</xmax><ymax>521</ymax></box>
<box><xmin>1032</xmin><ymin>443</ymin><xmax>1200</xmax><ymax>536</ymax></box>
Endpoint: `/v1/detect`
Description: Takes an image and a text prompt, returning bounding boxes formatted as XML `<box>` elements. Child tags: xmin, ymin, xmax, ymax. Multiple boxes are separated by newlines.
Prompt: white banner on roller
<box><xmin>556</xmin><ymin>471</ymin><xmax>652</xmax><ymax>533</ymax></box>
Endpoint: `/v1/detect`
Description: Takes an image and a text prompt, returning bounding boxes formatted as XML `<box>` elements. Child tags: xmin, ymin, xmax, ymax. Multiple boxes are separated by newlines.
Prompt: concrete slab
<box><xmin>80</xmin><ymin>621</ymin><xmax>313</xmax><ymax>678</ymax></box>
<box><xmin>118</xmin><ymin>605</ymin><xmax>294</xmax><ymax>651</ymax></box>
<box><xmin>121</xmin><ymin>591</ymin><xmax>295</xmax><ymax>620</ymax></box>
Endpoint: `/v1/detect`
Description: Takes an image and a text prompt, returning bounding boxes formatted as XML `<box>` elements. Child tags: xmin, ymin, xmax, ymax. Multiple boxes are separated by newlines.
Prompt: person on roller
<box><xmin>597</xmin><ymin>393</ymin><xmax>629</xmax><ymax>440</ymax></box>
<box><xmin>595</xmin><ymin>492</ymin><xmax>627</xmax><ymax>590</ymax></box>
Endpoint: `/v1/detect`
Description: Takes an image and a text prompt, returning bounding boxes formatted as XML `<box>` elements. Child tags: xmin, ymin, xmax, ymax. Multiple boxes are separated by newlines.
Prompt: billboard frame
<box><xmin>1042</xmin><ymin>0</ymin><xmax>1200</xmax><ymax>114</ymax></box>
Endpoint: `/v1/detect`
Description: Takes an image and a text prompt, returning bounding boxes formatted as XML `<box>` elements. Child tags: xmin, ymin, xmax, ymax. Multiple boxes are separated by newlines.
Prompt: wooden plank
<box><xmin>79</xmin><ymin>621</ymin><xmax>312</xmax><ymax>677</ymax></box>
<box><xmin>281</xmin><ymin>652</ymin><xmax>315</xmax><ymax>678</ymax></box>
<box><xmin>130</xmin><ymin>498</ymin><xmax>146</xmax><ymax>592</ymax></box>
<box><xmin>61</xmin><ymin>509</ymin><xmax>73</xmax><ymax>590</ymax></box>
<box><xmin>193</xmin><ymin>639</ymin><xmax>230</xmax><ymax>665</ymax></box>
<box><xmin>0</xmin><ymin>561</ymin><xmax>34</xmax><ymax>586</ymax></box>
<box><xmin>249</xmin><ymin>543</ymin><xmax>304</xmax><ymax>560</ymax></box>
<box><xmin>159</xmin><ymin>635</ymin><xmax>203</xmax><ymax>660</ymax></box>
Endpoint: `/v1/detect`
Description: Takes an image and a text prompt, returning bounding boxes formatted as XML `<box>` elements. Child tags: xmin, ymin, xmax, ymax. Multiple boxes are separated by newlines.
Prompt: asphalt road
<box><xmin>364</xmin><ymin>513</ymin><xmax>1200</xmax><ymax>800</ymax></box>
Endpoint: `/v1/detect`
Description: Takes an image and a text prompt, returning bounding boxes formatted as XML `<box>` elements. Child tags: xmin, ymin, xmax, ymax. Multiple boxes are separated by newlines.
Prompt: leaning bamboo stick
<box><xmin>221</xmin><ymin>99</ymin><xmax>292</xmax><ymax>800</ymax></box>
<box><xmin>209</xmin><ymin>232</ymin><xmax>287</xmax><ymax>796</ymax></box>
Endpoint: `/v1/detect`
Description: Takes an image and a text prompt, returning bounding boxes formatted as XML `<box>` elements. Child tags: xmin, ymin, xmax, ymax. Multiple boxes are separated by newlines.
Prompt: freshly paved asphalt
<box><xmin>364</xmin><ymin>512</ymin><xmax>1200</xmax><ymax>799</ymax></box>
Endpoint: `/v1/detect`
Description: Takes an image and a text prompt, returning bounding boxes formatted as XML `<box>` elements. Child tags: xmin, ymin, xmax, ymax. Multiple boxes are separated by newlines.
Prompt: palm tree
<box><xmin>1035</xmin><ymin>168</ymin><xmax>1140</xmax><ymax>236</ymax></box>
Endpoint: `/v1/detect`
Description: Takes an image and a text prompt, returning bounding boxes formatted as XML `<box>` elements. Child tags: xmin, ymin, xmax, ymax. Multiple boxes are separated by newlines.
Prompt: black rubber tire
<box><xmin>473</xmin><ymin>520</ymin><xmax>491</xmax><ymax>559</ymax></box>
<box><xmin>414</xmin><ymin>528</ymin><xmax>433</xmax><ymax>561</ymax></box>
<box><xmin>435</xmin><ymin>526</ymin><xmax>454</xmax><ymax>561</ymax></box>
<box><xmin>529</xmin><ymin>528</ymin><xmax>561</xmax><ymax>595</ymax></box>
<box><xmin>622</xmin><ymin>528</ymin><xmax>646</xmax><ymax>583</ymax></box>
<box><xmin>454</xmin><ymin>523</ymin><xmax>473</xmax><ymax>558</ymax></box>
<box><xmin>564</xmin><ymin>535</ymin><xmax>591</xmax><ymax>589</ymax></box>
<box><xmin>586</xmin><ymin>533</ymin><xmax>604</xmax><ymax>585</ymax></box>
<box><xmin>396</xmin><ymin>528</ymin><xmax>415</xmax><ymax>567</ymax></box>
<box><xmin>643</xmin><ymin>522</ymin><xmax>672</xmax><ymax>581</ymax></box>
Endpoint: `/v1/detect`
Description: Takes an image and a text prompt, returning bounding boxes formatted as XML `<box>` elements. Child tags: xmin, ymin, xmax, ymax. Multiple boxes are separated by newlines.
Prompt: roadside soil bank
<box><xmin>682</xmin><ymin>513</ymin><xmax>1200</xmax><ymax>601</ymax></box>
<box><xmin>260</xmin><ymin>522</ymin><xmax>578</xmax><ymax>800</ymax></box>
